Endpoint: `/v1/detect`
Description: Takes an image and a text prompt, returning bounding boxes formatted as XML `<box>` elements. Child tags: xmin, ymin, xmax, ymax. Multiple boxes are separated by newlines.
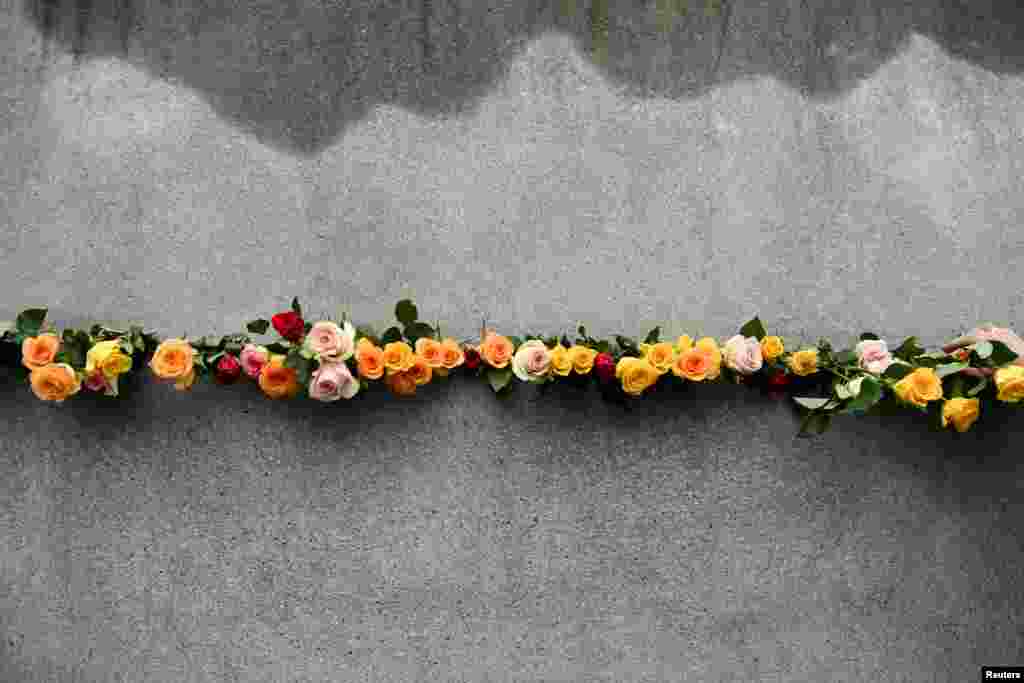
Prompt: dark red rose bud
<box><xmin>215</xmin><ymin>353</ymin><xmax>242</xmax><ymax>384</ymax></box>
<box><xmin>271</xmin><ymin>311</ymin><xmax>305</xmax><ymax>342</ymax></box>
<box><xmin>464</xmin><ymin>347</ymin><xmax>481</xmax><ymax>370</ymax></box>
<box><xmin>594</xmin><ymin>352</ymin><xmax>616</xmax><ymax>383</ymax></box>
<box><xmin>768</xmin><ymin>370</ymin><xmax>789</xmax><ymax>387</ymax></box>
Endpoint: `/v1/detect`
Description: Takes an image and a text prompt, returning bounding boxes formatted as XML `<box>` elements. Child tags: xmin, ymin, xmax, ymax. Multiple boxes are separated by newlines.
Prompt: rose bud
<box><xmin>463</xmin><ymin>346</ymin><xmax>482</xmax><ymax>370</ymax></box>
<box><xmin>594</xmin><ymin>352</ymin><xmax>617</xmax><ymax>383</ymax></box>
<box><xmin>271</xmin><ymin>311</ymin><xmax>305</xmax><ymax>342</ymax></box>
<box><xmin>214</xmin><ymin>353</ymin><xmax>243</xmax><ymax>384</ymax></box>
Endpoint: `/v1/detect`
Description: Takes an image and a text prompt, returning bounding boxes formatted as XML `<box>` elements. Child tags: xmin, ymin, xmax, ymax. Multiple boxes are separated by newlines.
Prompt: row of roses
<box><xmin>4</xmin><ymin>299</ymin><xmax>1023</xmax><ymax>436</ymax></box>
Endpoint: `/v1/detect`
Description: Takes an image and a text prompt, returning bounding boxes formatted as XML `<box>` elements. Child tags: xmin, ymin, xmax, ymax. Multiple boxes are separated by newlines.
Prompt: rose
<box><xmin>21</xmin><ymin>334</ymin><xmax>61</xmax><ymax>371</ymax></box>
<box><xmin>512</xmin><ymin>340</ymin><xmax>551</xmax><ymax>383</ymax></box>
<box><xmin>760</xmin><ymin>336</ymin><xmax>784</xmax><ymax>362</ymax></box>
<box><xmin>941</xmin><ymin>398</ymin><xmax>980</xmax><ymax>433</ymax></box>
<box><xmin>616</xmin><ymin>356</ymin><xmax>660</xmax><ymax>396</ymax></box>
<box><xmin>892</xmin><ymin>367</ymin><xmax>943</xmax><ymax>408</ymax></box>
<box><xmin>854</xmin><ymin>339</ymin><xmax>894</xmax><ymax>376</ymax></box>
<box><xmin>594</xmin><ymin>352</ymin><xmax>616</xmax><ymax>382</ymax></box>
<box><xmin>355</xmin><ymin>338</ymin><xmax>385</xmax><ymax>380</ymax></box>
<box><xmin>385</xmin><ymin>370</ymin><xmax>417</xmax><ymax>396</ymax></box>
<box><xmin>382</xmin><ymin>341</ymin><xmax>416</xmax><ymax>373</ymax></box>
<box><xmin>407</xmin><ymin>355</ymin><xmax>433</xmax><ymax>386</ymax></box>
<box><xmin>271</xmin><ymin>311</ymin><xmax>305</xmax><ymax>342</ymax></box>
<box><xmin>673</xmin><ymin>348</ymin><xmax>711</xmax><ymax>381</ymax></box>
<box><xmin>569</xmin><ymin>345</ymin><xmax>597</xmax><ymax>375</ymax></box>
<box><xmin>694</xmin><ymin>338</ymin><xmax>722</xmax><ymax>380</ymax></box>
<box><xmin>942</xmin><ymin>324</ymin><xmax>1024</xmax><ymax>379</ymax></box>
<box><xmin>214</xmin><ymin>353</ymin><xmax>242</xmax><ymax>384</ymax></box>
<box><xmin>722</xmin><ymin>335</ymin><xmax>763</xmax><ymax>375</ymax></box>
<box><xmin>240</xmin><ymin>344</ymin><xmax>270</xmax><ymax>379</ymax></box>
<box><xmin>479</xmin><ymin>331</ymin><xmax>514</xmax><ymax>369</ymax></box>
<box><xmin>641</xmin><ymin>342</ymin><xmax>677</xmax><ymax>376</ymax></box>
<box><xmin>674</xmin><ymin>335</ymin><xmax>694</xmax><ymax>355</ymax></box>
<box><xmin>29</xmin><ymin>363</ymin><xmax>82</xmax><ymax>402</ymax></box>
<box><xmin>548</xmin><ymin>344</ymin><xmax>573</xmax><ymax>377</ymax></box>
<box><xmin>308</xmin><ymin>360</ymin><xmax>360</xmax><ymax>401</ymax></box>
<box><xmin>414</xmin><ymin>338</ymin><xmax>444</xmax><ymax>368</ymax></box>
<box><xmin>787</xmin><ymin>348</ymin><xmax>819</xmax><ymax>377</ymax></box>
<box><xmin>440</xmin><ymin>338</ymin><xmax>465</xmax><ymax>369</ymax></box>
<box><xmin>258</xmin><ymin>355</ymin><xmax>300</xmax><ymax>399</ymax></box>
<box><xmin>994</xmin><ymin>365</ymin><xmax>1024</xmax><ymax>403</ymax></box>
<box><xmin>304</xmin><ymin>320</ymin><xmax>355</xmax><ymax>361</ymax></box>
<box><xmin>767</xmin><ymin>370</ymin><xmax>789</xmax><ymax>387</ymax></box>
<box><xmin>149</xmin><ymin>339</ymin><xmax>196</xmax><ymax>391</ymax></box>
<box><xmin>83</xmin><ymin>370</ymin><xmax>114</xmax><ymax>394</ymax></box>
<box><xmin>464</xmin><ymin>347</ymin><xmax>482</xmax><ymax>370</ymax></box>
<box><xmin>85</xmin><ymin>340</ymin><xmax>133</xmax><ymax>381</ymax></box>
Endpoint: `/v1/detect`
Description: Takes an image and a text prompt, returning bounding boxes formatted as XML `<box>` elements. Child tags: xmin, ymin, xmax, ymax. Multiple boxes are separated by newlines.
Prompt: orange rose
<box><xmin>408</xmin><ymin>355</ymin><xmax>433</xmax><ymax>385</ymax></box>
<box><xmin>440</xmin><ymin>338</ymin><xmax>465</xmax><ymax>369</ymax></box>
<box><xmin>149</xmin><ymin>339</ymin><xmax>196</xmax><ymax>390</ymax></box>
<box><xmin>21</xmin><ymin>334</ymin><xmax>61</xmax><ymax>371</ymax></box>
<box><xmin>356</xmin><ymin>338</ymin><xmax>385</xmax><ymax>380</ymax></box>
<box><xmin>479</xmin><ymin>331</ymin><xmax>514</xmax><ymax>368</ymax></box>
<box><xmin>673</xmin><ymin>348</ymin><xmax>712</xmax><ymax>382</ymax></box>
<box><xmin>385</xmin><ymin>369</ymin><xmax>417</xmax><ymax>396</ymax></box>
<box><xmin>383</xmin><ymin>341</ymin><xmax>416</xmax><ymax>373</ymax></box>
<box><xmin>29</xmin><ymin>363</ymin><xmax>81</xmax><ymax>402</ymax></box>
<box><xmin>414</xmin><ymin>338</ymin><xmax>444</xmax><ymax>368</ymax></box>
<box><xmin>258</xmin><ymin>355</ymin><xmax>300</xmax><ymax>399</ymax></box>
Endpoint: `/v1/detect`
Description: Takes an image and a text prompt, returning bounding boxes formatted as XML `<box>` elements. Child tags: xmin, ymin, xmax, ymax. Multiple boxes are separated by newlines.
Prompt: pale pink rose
<box><xmin>303</xmin><ymin>320</ymin><xmax>356</xmax><ymax>361</ymax></box>
<box><xmin>308</xmin><ymin>360</ymin><xmax>360</xmax><ymax>401</ymax></box>
<box><xmin>722</xmin><ymin>335</ymin><xmax>763</xmax><ymax>375</ymax></box>
<box><xmin>240</xmin><ymin>344</ymin><xmax>270</xmax><ymax>379</ymax></box>
<box><xmin>855</xmin><ymin>339</ymin><xmax>894</xmax><ymax>375</ymax></box>
<box><xmin>969</xmin><ymin>325</ymin><xmax>1024</xmax><ymax>367</ymax></box>
<box><xmin>512</xmin><ymin>339</ymin><xmax>551</xmax><ymax>383</ymax></box>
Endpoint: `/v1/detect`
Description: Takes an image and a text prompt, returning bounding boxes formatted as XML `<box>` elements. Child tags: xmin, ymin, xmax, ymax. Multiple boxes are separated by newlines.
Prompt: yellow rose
<box><xmin>643</xmin><ymin>342</ymin><xmax>677</xmax><ymax>376</ymax></box>
<box><xmin>29</xmin><ymin>363</ymin><xmax>82</xmax><ymax>402</ymax></box>
<box><xmin>382</xmin><ymin>341</ymin><xmax>416</xmax><ymax>372</ymax></box>
<box><xmin>549</xmin><ymin>344</ymin><xmax>573</xmax><ymax>376</ymax></box>
<box><xmin>787</xmin><ymin>348</ymin><xmax>819</xmax><ymax>376</ymax></box>
<box><xmin>616</xmin><ymin>357</ymin><xmax>660</xmax><ymax>396</ymax></box>
<box><xmin>149</xmin><ymin>339</ymin><xmax>196</xmax><ymax>390</ymax></box>
<box><xmin>994</xmin><ymin>365</ymin><xmax>1024</xmax><ymax>403</ymax></box>
<box><xmin>86</xmin><ymin>340</ymin><xmax>133</xmax><ymax>379</ymax></box>
<box><xmin>941</xmin><ymin>398</ymin><xmax>980</xmax><ymax>433</ymax></box>
<box><xmin>674</xmin><ymin>335</ymin><xmax>693</xmax><ymax>355</ymax></box>
<box><xmin>694</xmin><ymin>338</ymin><xmax>722</xmax><ymax>380</ymax></box>
<box><xmin>569</xmin><ymin>345</ymin><xmax>598</xmax><ymax>375</ymax></box>
<box><xmin>760</xmin><ymin>335</ymin><xmax>784</xmax><ymax>361</ymax></box>
<box><xmin>892</xmin><ymin>368</ymin><xmax>943</xmax><ymax>408</ymax></box>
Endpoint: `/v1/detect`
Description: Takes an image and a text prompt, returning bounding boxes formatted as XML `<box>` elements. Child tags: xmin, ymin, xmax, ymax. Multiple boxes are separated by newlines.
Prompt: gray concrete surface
<box><xmin>2</xmin><ymin>0</ymin><xmax>1024</xmax><ymax>680</ymax></box>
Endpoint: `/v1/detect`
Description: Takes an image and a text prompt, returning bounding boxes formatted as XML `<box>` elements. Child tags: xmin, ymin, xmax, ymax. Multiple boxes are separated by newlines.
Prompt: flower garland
<box><xmin>2</xmin><ymin>298</ymin><xmax>1023</xmax><ymax>437</ymax></box>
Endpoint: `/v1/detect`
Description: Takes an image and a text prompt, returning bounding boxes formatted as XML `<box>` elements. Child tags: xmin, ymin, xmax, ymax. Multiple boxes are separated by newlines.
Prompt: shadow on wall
<box><xmin>22</xmin><ymin>0</ymin><xmax>1024</xmax><ymax>155</ymax></box>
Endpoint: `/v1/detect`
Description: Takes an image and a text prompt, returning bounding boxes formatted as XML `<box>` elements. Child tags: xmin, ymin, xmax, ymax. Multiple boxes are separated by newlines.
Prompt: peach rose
<box><xmin>479</xmin><ymin>331</ymin><xmax>514</xmax><ymax>369</ymax></box>
<box><xmin>385</xmin><ymin>369</ymin><xmax>417</xmax><ymax>396</ymax></box>
<box><xmin>29</xmin><ymin>363</ymin><xmax>81</xmax><ymax>402</ymax></box>
<box><xmin>21</xmin><ymin>334</ymin><xmax>61</xmax><ymax>371</ymax></box>
<box><xmin>408</xmin><ymin>355</ymin><xmax>433</xmax><ymax>386</ymax></box>
<box><xmin>356</xmin><ymin>338</ymin><xmax>385</xmax><ymax>380</ymax></box>
<box><xmin>382</xmin><ymin>341</ymin><xmax>416</xmax><ymax>373</ymax></box>
<box><xmin>439</xmin><ymin>338</ymin><xmax>465</xmax><ymax>369</ymax></box>
<box><xmin>414</xmin><ymin>338</ymin><xmax>444</xmax><ymax>368</ymax></box>
<box><xmin>258</xmin><ymin>355</ymin><xmax>300</xmax><ymax>399</ymax></box>
<box><xmin>673</xmin><ymin>348</ymin><xmax>712</xmax><ymax>382</ymax></box>
<box><xmin>149</xmin><ymin>339</ymin><xmax>196</xmax><ymax>390</ymax></box>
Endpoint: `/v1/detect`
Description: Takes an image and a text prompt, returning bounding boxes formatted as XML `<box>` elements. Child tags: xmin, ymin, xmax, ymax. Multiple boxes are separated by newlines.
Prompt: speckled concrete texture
<box><xmin>2</xmin><ymin>0</ymin><xmax>1024</xmax><ymax>681</ymax></box>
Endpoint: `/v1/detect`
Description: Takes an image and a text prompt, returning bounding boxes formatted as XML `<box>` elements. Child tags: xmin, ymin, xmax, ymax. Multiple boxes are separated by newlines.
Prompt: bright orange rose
<box><xmin>149</xmin><ymin>339</ymin><xmax>196</xmax><ymax>390</ymax></box>
<box><xmin>439</xmin><ymin>338</ymin><xmax>465</xmax><ymax>369</ymax></box>
<box><xmin>382</xmin><ymin>341</ymin><xmax>416</xmax><ymax>372</ymax></box>
<box><xmin>479</xmin><ymin>331</ymin><xmax>514</xmax><ymax>368</ymax></box>
<box><xmin>22</xmin><ymin>334</ymin><xmax>61</xmax><ymax>371</ymax></box>
<box><xmin>258</xmin><ymin>355</ymin><xmax>300</xmax><ymax>399</ymax></box>
<box><xmin>408</xmin><ymin>354</ymin><xmax>433</xmax><ymax>385</ymax></box>
<box><xmin>385</xmin><ymin>370</ymin><xmax>417</xmax><ymax>396</ymax></box>
<box><xmin>414</xmin><ymin>338</ymin><xmax>444</xmax><ymax>368</ymax></box>
<box><xmin>673</xmin><ymin>348</ymin><xmax>712</xmax><ymax>382</ymax></box>
<box><xmin>29</xmin><ymin>363</ymin><xmax>81</xmax><ymax>402</ymax></box>
<box><xmin>356</xmin><ymin>338</ymin><xmax>385</xmax><ymax>380</ymax></box>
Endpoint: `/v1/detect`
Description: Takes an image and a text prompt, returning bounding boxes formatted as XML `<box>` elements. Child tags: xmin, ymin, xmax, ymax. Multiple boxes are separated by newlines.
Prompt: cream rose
<box><xmin>303</xmin><ymin>320</ymin><xmax>355</xmax><ymax>361</ymax></box>
<box><xmin>308</xmin><ymin>360</ymin><xmax>360</xmax><ymax>401</ymax></box>
<box><xmin>512</xmin><ymin>339</ymin><xmax>552</xmax><ymax>383</ymax></box>
<box><xmin>855</xmin><ymin>339</ymin><xmax>894</xmax><ymax>375</ymax></box>
<box><xmin>722</xmin><ymin>335</ymin><xmax>763</xmax><ymax>375</ymax></box>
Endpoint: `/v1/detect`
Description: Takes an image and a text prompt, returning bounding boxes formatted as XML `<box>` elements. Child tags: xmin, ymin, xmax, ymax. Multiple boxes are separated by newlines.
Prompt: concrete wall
<box><xmin>2</xmin><ymin>0</ymin><xmax>1023</xmax><ymax>680</ymax></box>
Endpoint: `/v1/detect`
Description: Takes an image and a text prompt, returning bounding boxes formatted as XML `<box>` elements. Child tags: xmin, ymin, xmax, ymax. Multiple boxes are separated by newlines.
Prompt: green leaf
<box><xmin>973</xmin><ymin>340</ymin><xmax>993</xmax><ymax>359</ymax></box>
<box><xmin>223</xmin><ymin>342</ymin><xmax>243</xmax><ymax>356</ymax></box>
<box><xmin>934</xmin><ymin>362</ymin><xmax>968</xmax><ymax>379</ymax></box>
<box><xmin>560</xmin><ymin>335</ymin><xmax>572</xmax><ymax>348</ymax></box>
<box><xmin>595</xmin><ymin>340</ymin><xmax>610</xmax><ymax>354</ymax></box>
<box><xmin>988</xmin><ymin>340</ymin><xmax>1019</xmax><ymax>367</ymax></box>
<box><xmin>833</xmin><ymin>350</ymin><xmax>857</xmax><ymax>366</ymax></box>
<box><xmin>291</xmin><ymin>297</ymin><xmax>303</xmax><ymax>318</ymax></box>
<box><xmin>404</xmin><ymin>322</ymin><xmax>435</xmax><ymax>345</ymax></box>
<box><xmin>356</xmin><ymin>325</ymin><xmax>377</xmax><ymax>342</ymax></box>
<box><xmin>882</xmin><ymin>361</ymin><xmax>914</xmax><ymax>381</ymax></box>
<box><xmin>395</xmin><ymin>300</ymin><xmax>418</xmax><ymax>326</ymax></box>
<box><xmin>739</xmin><ymin>316</ymin><xmax>766</xmax><ymax>341</ymax></box>
<box><xmin>793</xmin><ymin>396</ymin><xmax>834</xmax><ymax>411</ymax></box>
<box><xmin>578</xmin><ymin>325</ymin><xmax>587</xmax><ymax>338</ymax></box>
<box><xmin>893</xmin><ymin>336</ymin><xmax>925</xmax><ymax>362</ymax></box>
<box><xmin>543</xmin><ymin>336</ymin><xmax>559</xmax><ymax>348</ymax></box>
<box><xmin>967</xmin><ymin>376</ymin><xmax>989</xmax><ymax>397</ymax></box>
<box><xmin>246</xmin><ymin>319</ymin><xmax>270</xmax><ymax>335</ymax></box>
<box><xmin>509</xmin><ymin>336</ymin><xmax>523</xmax><ymax>349</ymax></box>
<box><xmin>616</xmin><ymin>335</ymin><xmax>640</xmax><ymax>356</ymax></box>
<box><xmin>16</xmin><ymin>308</ymin><xmax>47</xmax><ymax>337</ymax></box>
<box><xmin>859</xmin><ymin>332</ymin><xmax>880</xmax><ymax>341</ymax></box>
<box><xmin>644</xmin><ymin>326</ymin><xmax>661</xmax><ymax>344</ymax></box>
<box><xmin>487</xmin><ymin>367</ymin><xmax>514</xmax><ymax>393</ymax></box>
<box><xmin>265</xmin><ymin>342</ymin><xmax>291</xmax><ymax>354</ymax></box>
<box><xmin>846</xmin><ymin>376</ymin><xmax>882</xmax><ymax>412</ymax></box>
<box><xmin>208</xmin><ymin>351</ymin><xmax>226</xmax><ymax>364</ymax></box>
<box><xmin>381</xmin><ymin>327</ymin><xmax>403</xmax><ymax>344</ymax></box>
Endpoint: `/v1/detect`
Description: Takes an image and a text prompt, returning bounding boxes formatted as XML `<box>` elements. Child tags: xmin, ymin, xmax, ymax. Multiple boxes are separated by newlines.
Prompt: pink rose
<box><xmin>84</xmin><ymin>370</ymin><xmax>117</xmax><ymax>395</ymax></box>
<box><xmin>303</xmin><ymin>320</ymin><xmax>356</xmax><ymax>361</ymax></box>
<box><xmin>240</xmin><ymin>344</ymin><xmax>270</xmax><ymax>379</ymax></box>
<box><xmin>308</xmin><ymin>360</ymin><xmax>360</xmax><ymax>401</ymax></box>
<box><xmin>855</xmin><ymin>339</ymin><xmax>894</xmax><ymax>375</ymax></box>
<box><xmin>722</xmin><ymin>335</ymin><xmax>763</xmax><ymax>375</ymax></box>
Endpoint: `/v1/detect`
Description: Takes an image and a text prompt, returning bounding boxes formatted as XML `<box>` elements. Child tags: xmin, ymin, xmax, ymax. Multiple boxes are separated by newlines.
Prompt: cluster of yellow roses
<box><xmin>890</xmin><ymin>365</ymin><xmax>1024</xmax><ymax>433</ymax></box>
<box><xmin>21</xmin><ymin>333</ymin><xmax>134</xmax><ymax>402</ymax></box>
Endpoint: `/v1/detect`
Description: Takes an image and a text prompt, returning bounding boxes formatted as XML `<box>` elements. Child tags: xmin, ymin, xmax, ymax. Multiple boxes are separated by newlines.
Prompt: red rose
<box><xmin>768</xmin><ymin>370</ymin><xmax>789</xmax><ymax>387</ymax></box>
<box><xmin>215</xmin><ymin>353</ymin><xmax>242</xmax><ymax>384</ymax></box>
<box><xmin>594</xmin><ymin>352</ymin><xmax>616</xmax><ymax>383</ymax></box>
<box><xmin>271</xmin><ymin>311</ymin><xmax>305</xmax><ymax>342</ymax></box>
<box><xmin>464</xmin><ymin>347</ymin><xmax>481</xmax><ymax>370</ymax></box>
